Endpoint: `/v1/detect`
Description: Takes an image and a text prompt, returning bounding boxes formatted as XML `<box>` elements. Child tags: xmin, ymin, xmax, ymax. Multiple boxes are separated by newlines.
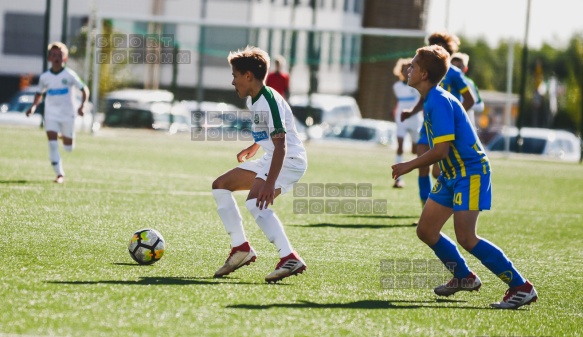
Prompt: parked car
<box><xmin>0</xmin><ymin>85</ymin><xmax>96</xmax><ymax>132</ymax></box>
<box><xmin>486</xmin><ymin>127</ymin><xmax>581</xmax><ymax>162</ymax></box>
<box><xmin>324</xmin><ymin>118</ymin><xmax>397</xmax><ymax>147</ymax></box>
<box><xmin>179</xmin><ymin>100</ymin><xmax>241</xmax><ymax>128</ymax></box>
<box><xmin>288</xmin><ymin>93</ymin><xmax>362</xmax><ymax>139</ymax></box>
<box><xmin>103</xmin><ymin>89</ymin><xmax>191</xmax><ymax>133</ymax></box>
<box><xmin>180</xmin><ymin>100</ymin><xmax>308</xmax><ymax>141</ymax></box>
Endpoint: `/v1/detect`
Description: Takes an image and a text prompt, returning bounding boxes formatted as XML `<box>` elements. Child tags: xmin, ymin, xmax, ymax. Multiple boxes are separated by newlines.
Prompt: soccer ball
<box><xmin>128</xmin><ymin>228</ymin><xmax>165</xmax><ymax>265</ymax></box>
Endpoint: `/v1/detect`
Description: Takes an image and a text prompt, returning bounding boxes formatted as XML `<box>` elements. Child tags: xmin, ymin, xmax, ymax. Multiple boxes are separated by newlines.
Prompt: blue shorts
<box><xmin>428</xmin><ymin>173</ymin><xmax>492</xmax><ymax>211</ymax></box>
<box><xmin>417</xmin><ymin>124</ymin><xmax>428</xmax><ymax>145</ymax></box>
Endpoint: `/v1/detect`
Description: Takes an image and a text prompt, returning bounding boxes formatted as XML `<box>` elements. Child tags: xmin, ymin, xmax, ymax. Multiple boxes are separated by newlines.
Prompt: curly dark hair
<box><xmin>427</xmin><ymin>32</ymin><xmax>460</xmax><ymax>56</ymax></box>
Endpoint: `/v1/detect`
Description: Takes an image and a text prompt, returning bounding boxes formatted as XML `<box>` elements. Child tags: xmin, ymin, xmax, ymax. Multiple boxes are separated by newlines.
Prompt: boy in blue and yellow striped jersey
<box><xmin>392</xmin><ymin>45</ymin><xmax>537</xmax><ymax>309</ymax></box>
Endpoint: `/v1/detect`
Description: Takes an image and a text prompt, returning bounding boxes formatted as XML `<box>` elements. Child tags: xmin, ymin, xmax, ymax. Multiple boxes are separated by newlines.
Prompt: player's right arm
<box><xmin>401</xmin><ymin>98</ymin><xmax>423</xmax><ymax>122</ymax></box>
<box><xmin>392</xmin><ymin>142</ymin><xmax>449</xmax><ymax>179</ymax></box>
<box><xmin>237</xmin><ymin>143</ymin><xmax>260</xmax><ymax>163</ymax></box>
<box><xmin>25</xmin><ymin>93</ymin><xmax>44</xmax><ymax>117</ymax></box>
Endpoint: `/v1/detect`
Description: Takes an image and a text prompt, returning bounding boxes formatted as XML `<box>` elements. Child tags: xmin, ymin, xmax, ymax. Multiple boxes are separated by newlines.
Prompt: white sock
<box><xmin>212</xmin><ymin>189</ymin><xmax>247</xmax><ymax>247</ymax></box>
<box><xmin>63</xmin><ymin>144</ymin><xmax>74</xmax><ymax>152</ymax></box>
<box><xmin>245</xmin><ymin>198</ymin><xmax>293</xmax><ymax>258</ymax></box>
<box><xmin>395</xmin><ymin>154</ymin><xmax>403</xmax><ymax>181</ymax></box>
<box><xmin>48</xmin><ymin>140</ymin><xmax>64</xmax><ymax>176</ymax></box>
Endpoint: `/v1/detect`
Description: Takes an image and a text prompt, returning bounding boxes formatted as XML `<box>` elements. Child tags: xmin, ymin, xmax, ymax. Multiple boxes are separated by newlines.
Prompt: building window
<box><xmin>343</xmin><ymin>0</ymin><xmax>349</xmax><ymax>12</ymax></box>
<box><xmin>340</xmin><ymin>34</ymin><xmax>346</xmax><ymax>65</ymax></box>
<box><xmin>203</xmin><ymin>27</ymin><xmax>250</xmax><ymax>67</ymax></box>
<box><xmin>353</xmin><ymin>0</ymin><xmax>362</xmax><ymax>14</ymax></box>
<box><xmin>350</xmin><ymin>34</ymin><xmax>359</xmax><ymax>71</ymax></box>
<box><xmin>328</xmin><ymin>33</ymin><xmax>335</xmax><ymax>65</ymax></box>
<box><xmin>3</xmin><ymin>12</ymin><xmax>45</xmax><ymax>56</ymax></box>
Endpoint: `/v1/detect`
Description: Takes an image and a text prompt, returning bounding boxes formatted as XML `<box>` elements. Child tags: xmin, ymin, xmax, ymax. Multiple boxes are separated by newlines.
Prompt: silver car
<box><xmin>486</xmin><ymin>127</ymin><xmax>581</xmax><ymax>162</ymax></box>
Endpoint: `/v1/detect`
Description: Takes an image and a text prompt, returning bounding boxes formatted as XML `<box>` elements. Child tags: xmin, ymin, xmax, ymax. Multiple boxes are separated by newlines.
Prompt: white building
<box><xmin>0</xmin><ymin>0</ymin><xmax>367</xmax><ymax>100</ymax></box>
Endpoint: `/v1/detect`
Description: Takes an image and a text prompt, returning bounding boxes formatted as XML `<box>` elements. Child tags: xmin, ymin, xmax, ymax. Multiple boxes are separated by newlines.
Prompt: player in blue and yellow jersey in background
<box><xmin>392</xmin><ymin>45</ymin><xmax>538</xmax><ymax>309</ymax></box>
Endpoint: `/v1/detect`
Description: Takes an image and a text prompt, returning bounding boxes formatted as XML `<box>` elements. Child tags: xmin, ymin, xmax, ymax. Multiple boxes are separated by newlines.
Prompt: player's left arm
<box><xmin>78</xmin><ymin>85</ymin><xmax>89</xmax><ymax>116</ymax></box>
<box><xmin>455</xmin><ymin>72</ymin><xmax>475</xmax><ymax>112</ymax></box>
<box><xmin>392</xmin><ymin>141</ymin><xmax>449</xmax><ymax>180</ymax></box>
<box><xmin>460</xmin><ymin>88</ymin><xmax>475</xmax><ymax>113</ymax></box>
<box><xmin>257</xmin><ymin>132</ymin><xmax>286</xmax><ymax>210</ymax></box>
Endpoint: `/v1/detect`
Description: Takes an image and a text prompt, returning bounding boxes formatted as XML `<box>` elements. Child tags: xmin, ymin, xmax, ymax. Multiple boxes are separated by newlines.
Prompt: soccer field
<box><xmin>1</xmin><ymin>125</ymin><xmax>582</xmax><ymax>337</ymax></box>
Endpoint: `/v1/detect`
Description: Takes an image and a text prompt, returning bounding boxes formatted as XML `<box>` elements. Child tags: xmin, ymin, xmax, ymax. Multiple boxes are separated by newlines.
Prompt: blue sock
<box><xmin>418</xmin><ymin>176</ymin><xmax>431</xmax><ymax>205</ymax></box>
<box><xmin>430</xmin><ymin>234</ymin><xmax>471</xmax><ymax>279</ymax></box>
<box><xmin>470</xmin><ymin>239</ymin><xmax>526</xmax><ymax>288</ymax></box>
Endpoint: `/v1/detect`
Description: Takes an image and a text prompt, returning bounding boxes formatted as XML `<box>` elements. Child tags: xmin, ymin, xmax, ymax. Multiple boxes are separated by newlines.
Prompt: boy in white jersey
<box><xmin>212</xmin><ymin>46</ymin><xmax>308</xmax><ymax>283</ymax></box>
<box><xmin>26</xmin><ymin>42</ymin><xmax>89</xmax><ymax>183</ymax></box>
<box><xmin>391</xmin><ymin>58</ymin><xmax>422</xmax><ymax>188</ymax></box>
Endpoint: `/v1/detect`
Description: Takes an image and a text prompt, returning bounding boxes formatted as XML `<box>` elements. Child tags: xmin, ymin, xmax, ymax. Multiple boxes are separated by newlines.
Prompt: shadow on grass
<box><xmin>0</xmin><ymin>180</ymin><xmax>32</xmax><ymax>184</ymax></box>
<box><xmin>46</xmin><ymin>276</ymin><xmax>263</xmax><ymax>286</ymax></box>
<box><xmin>227</xmin><ymin>299</ymin><xmax>493</xmax><ymax>310</ymax></box>
<box><xmin>291</xmin><ymin>223</ymin><xmax>416</xmax><ymax>229</ymax></box>
<box><xmin>345</xmin><ymin>215</ymin><xmax>419</xmax><ymax>220</ymax></box>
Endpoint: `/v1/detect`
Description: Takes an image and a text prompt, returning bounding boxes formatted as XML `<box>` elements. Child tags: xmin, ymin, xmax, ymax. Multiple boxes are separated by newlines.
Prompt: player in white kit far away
<box><xmin>26</xmin><ymin>42</ymin><xmax>89</xmax><ymax>183</ymax></box>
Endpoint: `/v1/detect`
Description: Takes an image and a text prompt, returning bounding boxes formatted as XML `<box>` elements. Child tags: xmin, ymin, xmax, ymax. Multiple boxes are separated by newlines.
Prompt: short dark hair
<box><xmin>415</xmin><ymin>45</ymin><xmax>450</xmax><ymax>84</ymax></box>
<box><xmin>427</xmin><ymin>32</ymin><xmax>460</xmax><ymax>56</ymax></box>
<box><xmin>227</xmin><ymin>46</ymin><xmax>270</xmax><ymax>81</ymax></box>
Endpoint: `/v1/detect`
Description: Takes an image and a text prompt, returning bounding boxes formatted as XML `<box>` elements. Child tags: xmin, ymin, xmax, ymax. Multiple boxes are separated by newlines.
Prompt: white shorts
<box><xmin>44</xmin><ymin>117</ymin><xmax>75</xmax><ymax>139</ymax></box>
<box><xmin>396</xmin><ymin>115</ymin><xmax>422</xmax><ymax>142</ymax></box>
<box><xmin>238</xmin><ymin>154</ymin><xmax>307</xmax><ymax>194</ymax></box>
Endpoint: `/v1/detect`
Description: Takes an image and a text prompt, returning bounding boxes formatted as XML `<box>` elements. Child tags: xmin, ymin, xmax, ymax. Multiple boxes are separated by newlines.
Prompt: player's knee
<box><xmin>416</xmin><ymin>225</ymin><xmax>437</xmax><ymax>245</ymax></box>
<box><xmin>245</xmin><ymin>199</ymin><xmax>269</xmax><ymax>220</ymax></box>
<box><xmin>415</xmin><ymin>225</ymin><xmax>428</xmax><ymax>242</ymax></box>
<box><xmin>211</xmin><ymin>180</ymin><xmax>221</xmax><ymax>190</ymax></box>
<box><xmin>456</xmin><ymin>235</ymin><xmax>478</xmax><ymax>252</ymax></box>
<box><xmin>212</xmin><ymin>177</ymin><xmax>226</xmax><ymax>190</ymax></box>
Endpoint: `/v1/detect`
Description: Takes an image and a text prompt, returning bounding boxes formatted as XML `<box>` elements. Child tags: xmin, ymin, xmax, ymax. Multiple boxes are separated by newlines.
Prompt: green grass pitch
<box><xmin>1</xmin><ymin>125</ymin><xmax>582</xmax><ymax>336</ymax></box>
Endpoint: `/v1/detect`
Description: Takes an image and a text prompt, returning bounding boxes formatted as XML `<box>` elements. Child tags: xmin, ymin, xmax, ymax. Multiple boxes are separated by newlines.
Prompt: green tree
<box><xmin>565</xmin><ymin>34</ymin><xmax>583</xmax><ymax>136</ymax></box>
<box><xmin>69</xmin><ymin>19</ymin><xmax>134</xmax><ymax>103</ymax></box>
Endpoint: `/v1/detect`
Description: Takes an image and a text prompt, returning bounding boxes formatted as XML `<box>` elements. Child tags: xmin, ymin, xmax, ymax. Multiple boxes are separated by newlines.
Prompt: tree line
<box><xmin>460</xmin><ymin>34</ymin><xmax>583</xmax><ymax>136</ymax></box>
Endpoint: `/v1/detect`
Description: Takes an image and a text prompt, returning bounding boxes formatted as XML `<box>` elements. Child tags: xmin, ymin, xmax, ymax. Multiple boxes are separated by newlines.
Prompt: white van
<box><xmin>288</xmin><ymin>94</ymin><xmax>362</xmax><ymax>139</ymax></box>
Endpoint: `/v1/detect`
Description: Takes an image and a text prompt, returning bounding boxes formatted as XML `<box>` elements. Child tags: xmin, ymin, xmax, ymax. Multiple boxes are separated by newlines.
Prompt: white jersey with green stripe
<box><xmin>247</xmin><ymin>86</ymin><xmax>306</xmax><ymax>159</ymax></box>
<box><xmin>37</xmin><ymin>67</ymin><xmax>85</xmax><ymax>120</ymax></box>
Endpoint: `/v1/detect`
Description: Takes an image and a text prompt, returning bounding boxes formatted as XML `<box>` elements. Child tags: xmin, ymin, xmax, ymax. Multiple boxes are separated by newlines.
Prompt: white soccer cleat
<box><xmin>213</xmin><ymin>242</ymin><xmax>257</xmax><ymax>278</ymax></box>
<box><xmin>434</xmin><ymin>272</ymin><xmax>482</xmax><ymax>297</ymax></box>
<box><xmin>265</xmin><ymin>251</ymin><xmax>306</xmax><ymax>283</ymax></box>
<box><xmin>54</xmin><ymin>175</ymin><xmax>64</xmax><ymax>184</ymax></box>
<box><xmin>490</xmin><ymin>280</ymin><xmax>538</xmax><ymax>309</ymax></box>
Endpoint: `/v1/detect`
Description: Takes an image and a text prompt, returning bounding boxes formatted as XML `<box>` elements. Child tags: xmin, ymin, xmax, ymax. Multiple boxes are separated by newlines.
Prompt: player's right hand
<box><xmin>236</xmin><ymin>147</ymin><xmax>256</xmax><ymax>163</ymax></box>
<box><xmin>25</xmin><ymin>107</ymin><xmax>34</xmax><ymax>117</ymax></box>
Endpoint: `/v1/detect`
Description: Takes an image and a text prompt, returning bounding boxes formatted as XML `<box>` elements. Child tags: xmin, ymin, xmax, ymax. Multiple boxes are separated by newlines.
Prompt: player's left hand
<box><xmin>77</xmin><ymin>106</ymin><xmax>85</xmax><ymax>117</ymax></box>
<box><xmin>256</xmin><ymin>182</ymin><xmax>276</xmax><ymax>210</ymax></box>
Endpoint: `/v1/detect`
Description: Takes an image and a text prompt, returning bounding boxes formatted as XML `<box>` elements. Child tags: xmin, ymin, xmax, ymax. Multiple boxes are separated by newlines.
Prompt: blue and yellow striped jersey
<box><xmin>422</xmin><ymin>86</ymin><xmax>490</xmax><ymax>180</ymax></box>
<box><xmin>439</xmin><ymin>65</ymin><xmax>471</xmax><ymax>101</ymax></box>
